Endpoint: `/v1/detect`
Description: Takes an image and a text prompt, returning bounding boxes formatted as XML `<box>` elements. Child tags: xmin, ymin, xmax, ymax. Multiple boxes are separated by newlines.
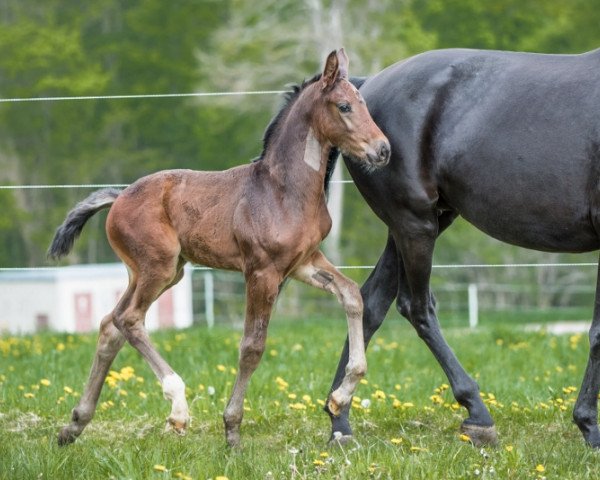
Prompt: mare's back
<box><xmin>360</xmin><ymin>48</ymin><xmax>600</xmax><ymax>252</ymax></box>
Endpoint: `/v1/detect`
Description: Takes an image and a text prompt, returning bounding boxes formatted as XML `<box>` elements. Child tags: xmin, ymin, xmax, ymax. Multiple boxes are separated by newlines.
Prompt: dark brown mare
<box><xmin>49</xmin><ymin>49</ymin><xmax>390</xmax><ymax>447</ymax></box>
<box><xmin>325</xmin><ymin>47</ymin><xmax>600</xmax><ymax>448</ymax></box>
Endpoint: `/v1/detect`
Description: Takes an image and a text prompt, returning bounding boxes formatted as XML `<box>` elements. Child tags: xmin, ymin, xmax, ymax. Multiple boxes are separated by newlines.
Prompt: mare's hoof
<box><xmin>328</xmin><ymin>431</ymin><xmax>354</xmax><ymax>447</ymax></box>
<box><xmin>460</xmin><ymin>422</ymin><xmax>498</xmax><ymax>447</ymax></box>
<box><xmin>165</xmin><ymin>416</ymin><xmax>189</xmax><ymax>435</ymax></box>
<box><xmin>57</xmin><ymin>427</ymin><xmax>77</xmax><ymax>447</ymax></box>
<box><xmin>225</xmin><ymin>431</ymin><xmax>241</xmax><ymax>448</ymax></box>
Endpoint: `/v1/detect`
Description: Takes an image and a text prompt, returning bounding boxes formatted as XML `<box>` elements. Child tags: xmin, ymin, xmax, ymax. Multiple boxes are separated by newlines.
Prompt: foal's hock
<box><xmin>49</xmin><ymin>49</ymin><xmax>390</xmax><ymax>447</ymax></box>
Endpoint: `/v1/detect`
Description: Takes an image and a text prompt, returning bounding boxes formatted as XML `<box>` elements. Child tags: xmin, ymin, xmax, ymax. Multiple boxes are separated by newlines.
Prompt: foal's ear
<box><xmin>322</xmin><ymin>50</ymin><xmax>340</xmax><ymax>90</ymax></box>
<box><xmin>336</xmin><ymin>48</ymin><xmax>349</xmax><ymax>80</ymax></box>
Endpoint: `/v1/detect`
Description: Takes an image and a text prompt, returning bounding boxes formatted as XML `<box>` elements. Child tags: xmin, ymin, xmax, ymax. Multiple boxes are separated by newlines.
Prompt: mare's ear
<box><xmin>322</xmin><ymin>50</ymin><xmax>339</xmax><ymax>90</ymax></box>
<box><xmin>336</xmin><ymin>48</ymin><xmax>349</xmax><ymax>79</ymax></box>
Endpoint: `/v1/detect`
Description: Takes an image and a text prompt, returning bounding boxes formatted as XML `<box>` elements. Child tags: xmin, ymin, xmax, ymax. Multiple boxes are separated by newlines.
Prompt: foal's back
<box><xmin>107</xmin><ymin>167</ymin><xmax>250</xmax><ymax>272</ymax></box>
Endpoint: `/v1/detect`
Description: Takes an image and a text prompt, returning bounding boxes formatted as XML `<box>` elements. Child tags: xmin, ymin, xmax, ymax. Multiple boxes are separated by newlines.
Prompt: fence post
<box><xmin>204</xmin><ymin>271</ymin><xmax>214</xmax><ymax>328</ymax></box>
<box><xmin>468</xmin><ymin>283</ymin><xmax>478</xmax><ymax>328</ymax></box>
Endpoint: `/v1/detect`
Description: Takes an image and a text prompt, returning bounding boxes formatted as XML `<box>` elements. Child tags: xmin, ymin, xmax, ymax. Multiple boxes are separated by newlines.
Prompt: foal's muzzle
<box><xmin>366</xmin><ymin>139</ymin><xmax>391</xmax><ymax>168</ymax></box>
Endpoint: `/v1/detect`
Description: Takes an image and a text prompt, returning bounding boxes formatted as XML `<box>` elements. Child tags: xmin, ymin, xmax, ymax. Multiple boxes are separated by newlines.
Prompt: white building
<box><xmin>0</xmin><ymin>263</ymin><xmax>193</xmax><ymax>334</ymax></box>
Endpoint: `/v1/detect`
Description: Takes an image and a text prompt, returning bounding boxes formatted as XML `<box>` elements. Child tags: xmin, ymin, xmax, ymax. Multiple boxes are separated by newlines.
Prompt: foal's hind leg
<box><xmin>223</xmin><ymin>266</ymin><xmax>281</xmax><ymax>447</ymax></box>
<box><xmin>58</xmin><ymin>311</ymin><xmax>126</xmax><ymax>445</ymax></box>
<box><xmin>573</xmin><ymin>262</ymin><xmax>600</xmax><ymax>447</ymax></box>
<box><xmin>292</xmin><ymin>251</ymin><xmax>367</xmax><ymax>419</ymax></box>
<box><xmin>113</xmin><ymin>259</ymin><xmax>190</xmax><ymax>434</ymax></box>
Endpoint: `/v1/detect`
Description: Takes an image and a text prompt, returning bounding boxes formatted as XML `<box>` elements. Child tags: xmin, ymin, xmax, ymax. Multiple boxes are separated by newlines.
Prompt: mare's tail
<box><xmin>48</xmin><ymin>188</ymin><xmax>122</xmax><ymax>260</ymax></box>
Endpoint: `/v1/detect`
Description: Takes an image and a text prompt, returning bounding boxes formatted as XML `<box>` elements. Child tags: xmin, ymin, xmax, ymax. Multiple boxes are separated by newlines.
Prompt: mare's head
<box><xmin>308</xmin><ymin>49</ymin><xmax>390</xmax><ymax>169</ymax></box>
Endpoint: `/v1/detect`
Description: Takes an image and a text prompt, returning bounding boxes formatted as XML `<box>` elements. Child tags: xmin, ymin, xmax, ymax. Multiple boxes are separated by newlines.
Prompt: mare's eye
<box><xmin>338</xmin><ymin>103</ymin><xmax>352</xmax><ymax>113</ymax></box>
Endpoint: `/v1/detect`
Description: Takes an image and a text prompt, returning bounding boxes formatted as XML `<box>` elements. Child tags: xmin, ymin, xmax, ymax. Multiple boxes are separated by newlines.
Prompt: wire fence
<box><xmin>2</xmin><ymin>87</ymin><xmax>598</xmax><ymax>332</ymax></box>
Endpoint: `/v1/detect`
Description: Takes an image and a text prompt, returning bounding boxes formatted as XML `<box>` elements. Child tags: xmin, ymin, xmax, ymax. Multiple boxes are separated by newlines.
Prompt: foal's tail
<box><xmin>48</xmin><ymin>188</ymin><xmax>122</xmax><ymax>260</ymax></box>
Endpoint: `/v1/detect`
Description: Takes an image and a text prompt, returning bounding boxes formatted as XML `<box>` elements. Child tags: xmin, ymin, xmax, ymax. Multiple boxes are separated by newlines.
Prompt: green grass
<box><xmin>1</xmin><ymin>318</ymin><xmax>599</xmax><ymax>479</ymax></box>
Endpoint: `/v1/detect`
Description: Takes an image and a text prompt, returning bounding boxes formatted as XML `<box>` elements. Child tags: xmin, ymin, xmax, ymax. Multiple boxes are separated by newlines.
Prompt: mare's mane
<box><xmin>254</xmin><ymin>73</ymin><xmax>339</xmax><ymax>195</ymax></box>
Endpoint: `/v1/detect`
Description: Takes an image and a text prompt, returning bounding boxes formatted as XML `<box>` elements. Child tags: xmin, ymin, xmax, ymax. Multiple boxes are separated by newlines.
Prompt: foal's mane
<box><xmin>254</xmin><ymin>73</ymin><xmax>339</xmax><ymax>194</ymax></box>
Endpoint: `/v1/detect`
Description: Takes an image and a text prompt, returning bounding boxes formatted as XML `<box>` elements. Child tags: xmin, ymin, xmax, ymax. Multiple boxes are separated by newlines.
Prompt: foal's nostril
<box><xmin>377</xmin><ymin>141</ymin><xmax>391</xmax><ymax>165</ymax></box>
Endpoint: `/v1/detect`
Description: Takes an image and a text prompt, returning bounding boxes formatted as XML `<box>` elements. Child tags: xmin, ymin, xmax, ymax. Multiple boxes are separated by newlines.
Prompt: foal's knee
<box><xmin>239</xmin><ymin>336</ymin><xmax>266</xmax><ymax>366</ymax></box>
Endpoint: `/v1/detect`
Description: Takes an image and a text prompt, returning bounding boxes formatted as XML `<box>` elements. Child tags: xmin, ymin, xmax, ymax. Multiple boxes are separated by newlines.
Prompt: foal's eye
<box><xmin>337</xmin><ymin>103</ymin><xmax>352</xmax><ymax>113</ymax></box>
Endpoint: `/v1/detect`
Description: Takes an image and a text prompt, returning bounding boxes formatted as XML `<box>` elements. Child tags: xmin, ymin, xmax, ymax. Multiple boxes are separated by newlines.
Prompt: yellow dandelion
<box><xmin>269</xmin><ymin>349</ymin><xmax>278</xmax><ymax>356</ymax></box>
<box><xmin>373</xmin><ymin>390</ymin><xmax>386</xmax><ymax>400</ymax></box>
<box><xmin>24</xmin><ymin>392</ymin><xmax>35</xmax><ymax>398</ymax></box>
<box><xmin>289</xmin><ymin>402</ymin><xmax>307</xmax><ymax>410</ymax></box>
<box><xmin>139</xmin><ymin>392</ymin><xmax>147</xmax><ymax>399</ymax></box>
<box><xmin>410</xmin><ymin>446</ymin><xmax>428</xmax><ymax>452</ymax></box>
<box><xmin>174</xmin><ymin>473</ymin><xmax>192</xmax><ymax>480</ymax></box>
<box><xmin>360</xmin><ymin>378</ymin><xmax>369</xmax><ymax>385</ymax></box>
<box><xmin>505</xmin><ymin>445</ymin><xmax>514</xmax><ymax>452</ymax></box>
<box><xmin>215</xmin><ymin>476</ymin><xmax>229</xmax><ymax>480</ymax></box>
<box><xmin>56</xmin><ymin>343</ymin><xmax>65</xmax><ymax>352</ymax></box>
<box><xmin>63</xmin><ymin>386</ymin><xmax>73</xmax><ymax>394</ymax></box>
<box><xmin>40</xmin><ymin>379</ymin><xmax>51</xmax><ymax>387</ymax></box>
<box><xmin>288</xmin><ymin>393</ymin><xmax>297</xmax><ymax>400</ymax></box>
<box><xmin>216</xmin><ymin>364</ymin><xmax>226</xmax><ymax>372</ymax></box>
<box><xmin>313</xmin><ymin>459</ymin><xmax>325</xmax><ymax>466</ymax></box>
<box><xmin>459</xmin><ymin>434</ymin><xmax>471</xmax><ymax>442</ymax></box>
<box><xmin>319</xmin><ymin>451</ymin><xmax>329</xmax><ymax>458</ymax></box>
<box><xmin>392</xmin><ymin>399</ymin><xmax>402</xmax><ymax>408</ymax></box>
<box><xmin>230</xmin><ymin>367</ymin><xmax>237</xmax><ymax>375</ymax></box>
<box><xmin>390</xmin><ymin>437</ymin><xmax>403</xmax><ymax>445</ymax></box>
<box><xmin>153</xmin><ymin>464</ymin><xmax>167</xmax><ymax>472</ymax></box>
<box><xmin>535</xmin><ymin>464</ymin><xmax>545</xmax><ymax>473</ymax></box>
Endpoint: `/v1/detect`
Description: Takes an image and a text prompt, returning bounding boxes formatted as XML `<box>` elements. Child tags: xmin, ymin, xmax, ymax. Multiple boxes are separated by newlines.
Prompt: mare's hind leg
<box><xmin>223</xmin><ymin>266</ymin><xmax>281</xmax><ymax>447</ymax></box>
<box><xmin>573</xmin><ymin>261</ymin><xmax>600</xmax><ymax>447</ymax></box>
<box><xmin>391</xmin><ymin>212</ymin><xmax>497</xmax><ymax>446</ymax></box>
<box><xmin>292</xmin><ymin>251</ymin><xmax>368</xmax><ymax>421</ymax></box>
<box><xmin>58</xmin><ymin>311</ymin><xmax>126</xmax><ymax>445</ymax></box>
<box><xmin>114</xmin><ymin>258</ymin><xmax>190</xmax><ymax>434</ymax></box>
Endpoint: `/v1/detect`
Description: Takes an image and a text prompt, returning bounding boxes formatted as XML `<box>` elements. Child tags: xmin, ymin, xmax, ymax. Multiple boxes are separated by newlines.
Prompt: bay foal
<box><xmin>49</xmin><ymin>49</ymin><xmax>390</xmax><ymax>446</ymax></box>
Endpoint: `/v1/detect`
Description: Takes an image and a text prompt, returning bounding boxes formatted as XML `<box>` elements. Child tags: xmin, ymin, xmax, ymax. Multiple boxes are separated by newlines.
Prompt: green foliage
<box><xmin>0</xmin><ymin>0</ymin><xmax>598</xmax><ymax>289</ymax></box>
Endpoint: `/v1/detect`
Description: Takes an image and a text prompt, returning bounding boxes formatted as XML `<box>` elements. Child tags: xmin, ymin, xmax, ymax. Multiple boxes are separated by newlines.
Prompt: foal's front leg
<box><xmin>223</xmin><ymin>267</ymin><xmax>281</xmax><ymax>447</ymax></box>
<box><xmin>292</xmin><ymin>250</ymin><xmax>367</xmax><ymax>417</ymax></box>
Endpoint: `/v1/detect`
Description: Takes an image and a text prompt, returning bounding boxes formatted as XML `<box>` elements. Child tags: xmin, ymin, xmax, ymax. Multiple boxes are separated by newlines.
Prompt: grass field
<box><xmin>2</xmin><ymin>316</ymin><xmax>600</xmax><ymax>479</ymax></box>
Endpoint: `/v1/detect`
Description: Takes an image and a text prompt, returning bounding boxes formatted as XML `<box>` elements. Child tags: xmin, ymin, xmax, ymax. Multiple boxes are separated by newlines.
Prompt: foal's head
<box><xmin>309</xmin><ymin>49</ymin><xmax>390</xmax><ymax>169</ymax></box>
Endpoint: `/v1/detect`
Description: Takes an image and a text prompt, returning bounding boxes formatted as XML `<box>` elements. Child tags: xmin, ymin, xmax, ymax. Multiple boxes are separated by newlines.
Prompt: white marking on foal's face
<box><xmin>303</xmin><ymin>128</ymin><xmax>322</xmax><ymax>171</ymax></box>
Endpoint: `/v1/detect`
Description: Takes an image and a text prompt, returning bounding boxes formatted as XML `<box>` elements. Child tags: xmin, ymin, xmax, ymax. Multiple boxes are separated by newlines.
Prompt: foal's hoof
<box><xmin>57</xmin><ymin>427</ymin><xmax>77</xmax><ymax>447</ymax></box>
<box><xmin>460</xmin><ymin>422</ymin><xmax>498</xmax><ymax>447</ymax></box>
<box><xmin>327</xmin><ymin>397</ymin><xmax>342</xmax><ymax>417</ymax></box>
<box><xmin>165</xmin><ymin>416</ymin><xmax>189</xmax><ymax>435</ymax></box>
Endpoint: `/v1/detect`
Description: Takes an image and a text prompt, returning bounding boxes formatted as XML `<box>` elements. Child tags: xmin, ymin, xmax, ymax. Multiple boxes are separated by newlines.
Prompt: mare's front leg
<box><xmin>292</xmin><ymin>251</ymin><xmax>367</xmax><ymax>419</ymax></box>
<box><xmin>392</xmin><ymin>210</ymin><xmax>497</xmax><ymax>446</ymax></box>
<box><xmin>223</xmin><ymin>267</ymin><xmax>281</xmax><ymax>447</ymax></box>
<box><xmin>573</xmin><ymin>261</ymin><xmax>600</xmax><ymax>447</ymax></box>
